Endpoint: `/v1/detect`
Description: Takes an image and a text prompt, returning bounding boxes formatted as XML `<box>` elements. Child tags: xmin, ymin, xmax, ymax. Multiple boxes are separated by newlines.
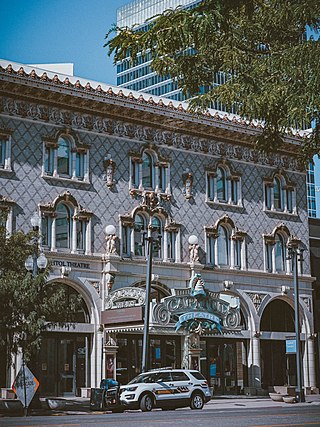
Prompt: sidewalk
<box><xmin>1</xmin><ymin>394</ymin><xmax>320</xmax><ymax>417</ymax></box>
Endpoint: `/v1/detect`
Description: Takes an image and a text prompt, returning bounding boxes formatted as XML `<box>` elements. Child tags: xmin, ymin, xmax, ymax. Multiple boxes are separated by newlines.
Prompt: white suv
<box><xmin>118</xmin><ymin>368</ymin><xmax>211</xmax><ymax>411</ymax></box>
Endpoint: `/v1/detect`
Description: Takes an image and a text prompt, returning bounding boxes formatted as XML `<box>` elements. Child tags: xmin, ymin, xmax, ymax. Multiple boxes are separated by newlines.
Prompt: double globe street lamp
<box><xmin>24</xmin><ymin>212</ymin><xmax>48</xmax><ymax>277</ymax></box>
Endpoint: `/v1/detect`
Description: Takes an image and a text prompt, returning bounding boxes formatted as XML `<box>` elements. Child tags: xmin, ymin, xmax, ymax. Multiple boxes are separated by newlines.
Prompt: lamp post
<box><xmin>24</xmin><ymin>212</ymin><xmax>48</xmax><ymax>277</ymax></box>
<box><xmin>22</xmin><ymin>212</ymin><xmax>48</xmax><ymax>416</ymax></box>
<box><xmin>287</xmin><ymin>242</ymin><xmax>305</xmax><ymax>403</ymax></box>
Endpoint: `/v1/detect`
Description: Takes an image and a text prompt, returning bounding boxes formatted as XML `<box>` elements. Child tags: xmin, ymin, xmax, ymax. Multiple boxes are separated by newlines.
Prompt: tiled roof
<box><xmin>0</xmin><ymin>59</ymin><xmax>310</xmax><ymax>140</ymax></box>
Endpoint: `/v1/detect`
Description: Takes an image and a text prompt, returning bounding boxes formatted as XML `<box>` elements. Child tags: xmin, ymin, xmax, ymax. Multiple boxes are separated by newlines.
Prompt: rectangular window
<box><xmin>207</xmin><ymin>175</ymin><xmax>214</xmax><ymax>201</ymax></box>
<box><xmin>167</xmin><ymin>231</ymin><xmax>176</xmax><ymax>260</ymax></box>
<box><xmin>266</xmin><ymin>244</ymin><xmax>273</xmax><ymax>272</ymax></box>
<box><xmin>234</xmin><ymin>240</ymin><xmax>242</xmax><ymax>268</ymax></box>
<box><xmin>231</xmin><ymin>180</ymin><xmax>238</xmax><ymax>204</ymax></box>
<box><xmin>76</xmin><ymin>152</ymin><xmax>85</xmax><ymax>179</ymax></box>
<box><xmin>0</xmin><ymin>139</ymin><xmax>6</xmax><ymax>167</ymax></box>
<box><xmin>265</xmin><ymin>185</ymin><xmax>272</xmax><ymax>210</ymax></box>
<box><xmin>131</xmin><ymin>159</ymin><xmax>139</xmax><ymax>187</ymax></box>
<box><xmin>159</xmin><ymin>166</ymin><xmax>166</xmax><ymax>192</ymax></box>
<box><xmin>0</xmin><ymin>137</ymin><xmax>10</xmax><ymax>170</ymax></box>
<box><xmin>76</xmin><ymin>220</ymin><xmax>85</xmax><ymax>251</ymax></box>
<box><xmin>122</xmin><ymin>225</ymin><xmax>130</xmax><ymax>257</ymax></box>
<box><xmin>207</xmin><ymin>236</ymin><xmax>215</xmax><ymax>265</ymax></box>
<box><xmin>287</xmin><ymin>190</ymin><xmax>293</xmax><ymax>213</ymax></box>
<box><xmin>44</xmin><ymin>146</ymin><xmax>54</xmax><ymax>175</ymax></box>
<box><xmin>41</xmin><ymin>216</ymin><xmax>50</xmax><ymax>247</ymax></box>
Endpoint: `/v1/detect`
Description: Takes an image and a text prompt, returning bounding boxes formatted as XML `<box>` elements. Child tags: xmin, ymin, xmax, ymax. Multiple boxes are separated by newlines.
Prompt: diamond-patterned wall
<box><xmin>0</xmin><ymin>111</ymin><xmax>310</xmax><ymax>274</ymax></box>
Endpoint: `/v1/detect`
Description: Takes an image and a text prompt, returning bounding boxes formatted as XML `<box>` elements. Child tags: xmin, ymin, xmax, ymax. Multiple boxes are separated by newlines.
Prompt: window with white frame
<box><xmin>0</xmin><ymin>132</ymin><xmax>12</xmax><ymax>171</ymax></box>
<box><xmin>129</xmin><ymin>149</ymin><xmax>170</xmax><ymax>194</ymax></box>
<box><xmin>206</xmin><ymin>163</ymin><xmax>241</xmax><ymax>206</ymax></box>
<box><xmin>43</xmin><ymin>134</ymin><xmax>89</xmax><ymax>182</ymax></box>
<box><xmin>264</xmin><ymin>227</ymin><xmax>292</xmax><ymax>274</ymax></box>
<box><xmin>121</xmin><ymin>211</ymin><xmax>180</xmax><ymax>261</ymax></box>
<box><xmin>264</xmin><ymin>172</ymin><xmax>296</xmax><ymax>214</ymax></box>
<box><xmin>205</xmin><ymin>218</ymin><xmax>247</xmax><ymax>269</ymax></box>
<box><xmin>40</xmin><ymin>193</ymin><xmax>92</xmax><ymax>254</ymax></box>
<box><xmin>0</xmin><ymin>197</ymin><xmax>14</xmax><ymax>236</ymax></box>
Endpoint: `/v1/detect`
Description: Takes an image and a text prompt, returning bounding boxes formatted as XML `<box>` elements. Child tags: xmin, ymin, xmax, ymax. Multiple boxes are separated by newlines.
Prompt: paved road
<box><xmin>1</xmin><ymin>404</ymin><xmax>320</xmax><ymax>427</ymax></box>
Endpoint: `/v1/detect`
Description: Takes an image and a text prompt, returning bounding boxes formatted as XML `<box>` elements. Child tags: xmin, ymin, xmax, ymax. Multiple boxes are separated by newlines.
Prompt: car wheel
<box><xmin>190</xmin><ymin>392</ymin><xmax>204</xmax><ymax>410</ymax></box>
<box><xmin>140</xmin><ymin>394</ymin><xmax>154</xmax><ymax>412</ymax></box>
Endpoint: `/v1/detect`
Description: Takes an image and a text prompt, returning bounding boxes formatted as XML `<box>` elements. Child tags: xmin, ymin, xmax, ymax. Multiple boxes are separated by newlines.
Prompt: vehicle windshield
<box><xmin>128</xmin><ymin>373</ymin><xmax>158</xmax><ymax>384</ymax></box>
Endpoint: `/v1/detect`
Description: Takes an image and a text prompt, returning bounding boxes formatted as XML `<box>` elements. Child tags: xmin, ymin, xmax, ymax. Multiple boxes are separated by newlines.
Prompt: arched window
<box><xmin>130</xmin><ymin>150</ymin><xmax>170</xmax><ymax>194</ymax></box>
<box><xmin>216</xmin><ymin>167</ymin><xmax>226</xmax><ymax>201</ymax></box>
<box><xmin>264</xmin><ymin>173</ymin><xmax>296</xmax><ymax>214</ymax></box>
<box><xmin>151</xmin><ymin>216</ymin><xmax>162</xmax><ymax>258</ymax></box>
<box><xmin>217</xmin><ymin>225</ymin><xmax>229</xmax><ymax>266</ymax></box>
<box><xmin>275</xmin><ymin>233</ymin><xmax>286</xmax><ymax>272</ymax></box>
<box><xmin>57</xmin><ymin>137</ymin><xmax>71</xmax><ymax>176</ymax></box>
<box><xmin>273</xmin><ymin>177</ymin><xmax>282</xmax><ymax>210</ymax></box>
<box><xmin>56</xmin><ymin>203</ymin><xmax>72</xmax><ymax>248</ymax></box>
<box><xmin>142</xmin><ymin>152</ymin><xmax>153</xmax><ymax>188</ymax></box>
<box><xmin>134</xmin><ymin>214</ymin><xmax>147</xmax><ymax>256</ymax></box>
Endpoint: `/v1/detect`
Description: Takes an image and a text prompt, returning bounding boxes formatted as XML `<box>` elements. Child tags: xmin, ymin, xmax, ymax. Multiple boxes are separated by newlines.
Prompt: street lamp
<box><xmin>287</xmin><ymin>241</ymin><xmax>305</xmax><ymax>403</ymax></box>
<box><xmin>141</xmin><ymin>229</ymin><xmax>161</xmax><ymax>373</ymax></box>
<box><xmin>22</xmin><ymin>212</ymin><xmax>48</xmax><ymax>416</ymax></box>
<box><xmin>24</xmin><ymin>212</ymin><xmax>48</xmax><ymax>277</ymax></box>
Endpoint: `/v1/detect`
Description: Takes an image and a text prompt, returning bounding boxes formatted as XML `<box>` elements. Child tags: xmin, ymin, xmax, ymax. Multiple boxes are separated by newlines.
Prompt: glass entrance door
<box><xmin>58</xmin><ymin>339</ymin><xmax>76</xmax><ymax>396</ymax></box>
<box><xmin>201</xmin><ymin>339</ymin><xmax>247</xmax><ymax>394</ymax></box>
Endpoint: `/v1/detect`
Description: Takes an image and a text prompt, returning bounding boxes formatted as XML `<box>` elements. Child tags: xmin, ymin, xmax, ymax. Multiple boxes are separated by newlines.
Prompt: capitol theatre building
<box><xmin>0</xmin><ymin>59</ymin><xmax>317</xmax><ymax>397</ymax></box>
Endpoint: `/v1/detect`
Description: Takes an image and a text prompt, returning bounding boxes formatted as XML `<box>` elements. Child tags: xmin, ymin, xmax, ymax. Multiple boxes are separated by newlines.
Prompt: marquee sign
<box><xmin>152</xmin><ymin>273</ymin><xmax>241</xmax><ymax>333</ymax></box>
<box><xmin>175</xmin><ymin>311</ymin><xmax>222</xmax><ymax>333</ymax></box>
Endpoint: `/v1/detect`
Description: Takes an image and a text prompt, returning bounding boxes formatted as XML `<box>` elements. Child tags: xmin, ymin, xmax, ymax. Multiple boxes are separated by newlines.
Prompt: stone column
<box><xmin>303</xmin><ymin>336</ymin><xmax>317</xmax><ymax>389</ymax></box>
<box><xmin>51</xmin><ymin>216</ymin><xmax>56</xmax><ymax>251</ymax></box>
<box><xmin>248</xmin><ymin>333</ymin><xmax>262</xmax><ymax>394</ymax></box>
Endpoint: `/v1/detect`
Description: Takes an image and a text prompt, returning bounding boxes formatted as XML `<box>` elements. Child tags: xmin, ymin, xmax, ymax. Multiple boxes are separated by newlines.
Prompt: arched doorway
<box><xmin>33</xmin><ymin>282</ymin><xmax>92</xmax><ymax>396</ymax></box>
<box><xmin>260</xmin><ymin>299</ymin><xmax>295</xmax><ymax>389</ymax></box>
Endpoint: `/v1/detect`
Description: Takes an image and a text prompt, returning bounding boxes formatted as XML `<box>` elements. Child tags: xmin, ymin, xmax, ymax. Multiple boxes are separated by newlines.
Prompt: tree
<box><xmin>0</xmin><ymin>216</ymin><xmax>82</xmax><ymax>371</ymax></box>
<box><xmin>106</xmin><ymin>0</ymin><xmax>320</xmax><ymax>164</ymax></box>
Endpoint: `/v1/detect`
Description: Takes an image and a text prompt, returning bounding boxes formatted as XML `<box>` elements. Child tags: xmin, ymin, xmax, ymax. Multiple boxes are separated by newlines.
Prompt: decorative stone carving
<box><xmin>103</xmin><ymin>157</ymin><xmax>116</xmax><ymax>188</ymax></box>
<box><xmin>105</xmin><ymin>226</ymin><xmax>117</xmax><ymax>255</ymax></box>
<box><xmin>183</xmin><ymin>171</ymin><xmax>193</xmax><ymax>200</ymax></box>
<box><xmin>303</xmin><ymin>297</ymin><xmax>311</xmax><ymax>312</ymax></box>
<box><xmin>0</xmin><ymin>95</ymin><xmax>302</xmax><ymax>171</ymax></box>
<box><xmin>105</xmin><ymin>273</ymin><xmax>115</xmax><ymax>291</ymax></box>
<box><xmin>246</xmin><ymin>292</ymin><xmax>267</xmax><ymax>312</ymax></box>
<box><xmin>189</xmin><ymin>243</ymin><xmax>199</xmax><ymax>263</ymax></box>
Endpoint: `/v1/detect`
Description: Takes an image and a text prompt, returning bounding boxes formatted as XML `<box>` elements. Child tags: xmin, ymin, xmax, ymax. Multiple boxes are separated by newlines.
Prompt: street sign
<box><xmin>286</xmin><ymin>339</ymin><xmax>297</xmax><ymax>354</ymax></box>
<box><xmin>12</xmin><ymin>365</ymin><xmax>39</xmax><ymax>408</ymax></box>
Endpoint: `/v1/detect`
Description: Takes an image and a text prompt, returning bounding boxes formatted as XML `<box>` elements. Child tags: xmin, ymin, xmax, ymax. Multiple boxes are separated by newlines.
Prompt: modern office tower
<box><xmin>116</xmin><ymin>0</ymin><xmax>214</xmax><ymax>103</ymax></box>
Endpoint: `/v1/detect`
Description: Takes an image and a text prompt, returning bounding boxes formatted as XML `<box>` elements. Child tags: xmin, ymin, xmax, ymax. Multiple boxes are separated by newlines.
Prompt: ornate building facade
<box><xmin>0</xmin><ymin>59</ymin><xmax>317</xmax><ymax>397</ymax></box>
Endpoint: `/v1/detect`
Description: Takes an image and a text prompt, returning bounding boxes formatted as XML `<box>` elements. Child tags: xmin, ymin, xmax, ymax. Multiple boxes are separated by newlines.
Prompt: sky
<box><xmin>0</xmin><ymin>0</ymin><xmax>130</xmax><ymax>86</ymax></box>
<box><xmin>1</xmin><ymin>0</ymin><xmax>320</xmax><ymax>215</ymax></box>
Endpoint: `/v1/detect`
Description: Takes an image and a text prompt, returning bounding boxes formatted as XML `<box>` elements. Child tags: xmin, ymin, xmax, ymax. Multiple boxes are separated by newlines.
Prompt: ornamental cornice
<box><xmin>0</xmin><ymin>95</ymin><xmax>301</xmax><ymax>172</ymax></box>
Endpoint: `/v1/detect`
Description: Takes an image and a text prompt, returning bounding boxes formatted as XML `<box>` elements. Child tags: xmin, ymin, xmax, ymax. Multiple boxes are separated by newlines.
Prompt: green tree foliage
<box><xmin>0</xmin><ymin>215</ymin><xmax>83</xmax><ymax>363</ymax></box>
<box><xmin>106</xmin><ymin>0</ymin><xmax>320</xmax><ymax>164</ymax></box>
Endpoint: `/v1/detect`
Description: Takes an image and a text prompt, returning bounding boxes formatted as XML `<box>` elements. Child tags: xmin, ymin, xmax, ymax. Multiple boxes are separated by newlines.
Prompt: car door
<box><xmin>152</xmin><ymin>371</ymin><xmax>174</xmax><ymax>403</ymax></box>
<box><xmin>170</xmin><ymin>371</ymin><xmax>193</xmax><ymax>402</ymax></box>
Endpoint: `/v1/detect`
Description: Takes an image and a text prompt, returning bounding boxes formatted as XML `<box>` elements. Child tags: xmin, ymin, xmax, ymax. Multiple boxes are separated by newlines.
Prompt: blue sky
<box><xmin>0</xmin><ymin>0</ymin><xmax>130</xmax><ymax>85</ymax></box>
<box><xmin>1</xmin><ymin>0</ymin><xmax>320</xmax><ymax>215</ymax></box>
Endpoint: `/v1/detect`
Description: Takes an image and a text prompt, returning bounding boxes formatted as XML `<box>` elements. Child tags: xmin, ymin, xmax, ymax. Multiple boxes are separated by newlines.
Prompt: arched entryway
<box><xmin>260</xmin><ymin>298</ymin><xmax>296</xmax><ymax>389</ymax></box>
<box><xmin>32</xmin><ymin>282</ymin><xmax>94</xmax><ymax>396</ymax></box>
